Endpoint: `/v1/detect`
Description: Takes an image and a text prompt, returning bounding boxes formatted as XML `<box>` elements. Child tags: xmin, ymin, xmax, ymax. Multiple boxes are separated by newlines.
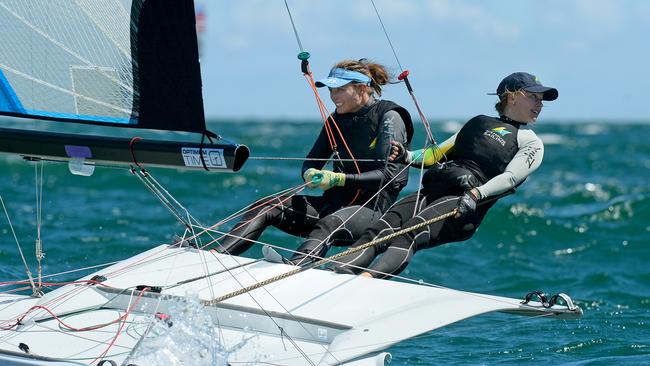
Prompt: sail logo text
<box><xmin>182</xmin><ymin>147</ymin><xmax>226</xmax><ymax>168</ymax></box>
<box><xmin>483</xmin><ymin>129</ymin><xmax>507</xmax><ymax>146</ymax></box>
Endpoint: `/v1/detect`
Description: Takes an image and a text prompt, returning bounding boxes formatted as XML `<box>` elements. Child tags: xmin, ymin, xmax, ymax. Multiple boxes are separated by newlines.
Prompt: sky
<box><xmin>200</xmin><ymin>0</ymin><xmax>650</xmax><ymax>122</ymax></box>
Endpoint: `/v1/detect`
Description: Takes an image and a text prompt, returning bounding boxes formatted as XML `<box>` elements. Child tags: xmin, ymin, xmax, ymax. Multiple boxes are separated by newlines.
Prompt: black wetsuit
<box><xmin>332</xmin><ymin>115</ymin><xmax>544</xmax><ymax>278</ymax></box>
<box><xmin>216</xmin><ymin>100</ymin><xmax>413</xmax><ymax>256</ymax></box>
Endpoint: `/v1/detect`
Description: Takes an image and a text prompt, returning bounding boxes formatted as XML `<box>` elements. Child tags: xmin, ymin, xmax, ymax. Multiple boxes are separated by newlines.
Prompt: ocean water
<box><xmin>0</xmin><ymin>118</ymin><xmax>648</xmax><ymax>365</ymax></box>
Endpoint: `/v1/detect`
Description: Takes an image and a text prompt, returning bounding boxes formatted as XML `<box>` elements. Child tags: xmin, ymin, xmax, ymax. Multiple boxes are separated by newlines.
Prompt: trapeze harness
<box><xmin>332</xmin><ymin>115</ymin><xmax>543</xmax><ymax>278</ymax></box>
<box><xmin>216</xmin><ymin>100</ymin><xmax>413</xmax><ymax>256</ymax></box>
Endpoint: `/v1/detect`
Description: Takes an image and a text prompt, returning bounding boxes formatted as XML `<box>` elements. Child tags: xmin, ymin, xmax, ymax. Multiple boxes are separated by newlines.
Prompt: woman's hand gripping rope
<box><xmin>456</xmin><ymin>190</ymin><xmax>478</xmax><ymax>218</ymax></box>
<box><xmin>303</xmin><ymin>168</ymin><xmax>345</xmax><ymax>190</ymax></box>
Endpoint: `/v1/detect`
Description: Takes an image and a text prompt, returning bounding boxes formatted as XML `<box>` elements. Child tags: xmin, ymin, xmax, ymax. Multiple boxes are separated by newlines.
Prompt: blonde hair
<box><xmin>333</xmin><ymin>59</ymin><xmax>390</xmax><ymax>96</ymax></box>
<box><xmin>494</xmin><ymin>89</ymin><xmax>526</xmax><ymax>115</ymax></box>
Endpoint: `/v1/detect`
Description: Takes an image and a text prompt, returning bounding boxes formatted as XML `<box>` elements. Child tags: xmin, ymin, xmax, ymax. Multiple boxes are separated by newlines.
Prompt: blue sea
<box><xmin>1</xmin><ymin>118</ymin><xmax>648</xmax><ymax>365</ymax></box>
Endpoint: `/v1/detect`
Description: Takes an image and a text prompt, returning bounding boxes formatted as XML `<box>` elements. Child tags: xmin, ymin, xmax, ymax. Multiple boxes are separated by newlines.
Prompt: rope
<box><xmin>0</xmin><ymin>193</ymin><xmax>37</xmax><ymax>292</ymax></box>
<box><xmin>282</xmin><ymin>0</ymin><xmax>364</xmax><ymax>207</ymax></box>
<box><xmin>34</xmin><ymin>160</ymin><xmax>45</xmax><ymax>296</ymax></box>
<box><xmin>369</xmin><ymin>0</ymin><xmax>436</xmax><ymax>145</ymax></box>
<box><xmin>292</xmin><ymin>157</ymin><xmax>412</xmax><ymax>266</ymax></box>
<box><xmin>203</xmin><ymin>208</ymin><xmax>458</xmax><ymax>305</ymax></box>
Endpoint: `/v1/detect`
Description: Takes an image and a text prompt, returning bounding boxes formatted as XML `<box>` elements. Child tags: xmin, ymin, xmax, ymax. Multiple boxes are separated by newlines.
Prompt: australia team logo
<box><xmin>491</xmin><ymin>127</ymin><xmax>511</xmax><ymax>136</ymax></box>
<box><xmin>483</xmin><ymin>126</ymin><xmax>511</xmax><ymax>146</ymax></box>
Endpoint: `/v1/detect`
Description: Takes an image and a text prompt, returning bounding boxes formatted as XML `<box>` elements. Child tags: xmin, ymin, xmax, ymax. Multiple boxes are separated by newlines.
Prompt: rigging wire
<box><xmin>34</xmin><ymin>160</ymin><xmax>45</xmax><ymax>296</ymax></box>
<box><xmin>248</xmin><ymin>156</ymin><xmax>384</xmax><ymax>162</ymax></box>
<box><xmin>369</xmin><ymin>0</ymin><xmax>446</xmax><ymax>213</ymax></box>
<box><xmin>0</xmin><ymin>193</ymin><xmax>37</xmax><ymax>293</ymax></box>
<box><xmin>292</xmin><ymin>158</ymin><xmax>412</xmax><ymax>266</ymax></box>
<box><xmin>369</xmin><ymin>0</ymin><xmax>436</xmax><ymax>145</ymax></box>
<box><xmin>282</xmin><ymin>0</ymin><xmax>364</xmax><ymax>206</ymax></box>
<box><xmin>122</xmin><ymin>168</ymin><xmax>327</xmax><ymax>365</ymax></box>
<box><xmin>370</xmin><ymin>0</ymin><xmax>403</xmax><ymax>71</ymax></box>
<box><xmin>283</xmin><ymin>0</ymin><xmax>304</xmax><ymax>52</ymax></box>
<box><xmin>204</xmin><ymin>209</ymin><xmax>459</xmax><ymax>304</ymax></box>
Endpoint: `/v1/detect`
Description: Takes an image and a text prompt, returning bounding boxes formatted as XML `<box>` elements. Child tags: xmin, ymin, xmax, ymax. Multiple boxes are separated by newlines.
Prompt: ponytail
<box><xmin>333</xmin><ymin>59</ymin><xmax>390</xmax><ymax>96</ymax></box>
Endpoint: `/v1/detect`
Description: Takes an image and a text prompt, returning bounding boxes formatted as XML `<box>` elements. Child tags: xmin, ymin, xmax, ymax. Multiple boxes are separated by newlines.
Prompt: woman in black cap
<box><xmin>217</xmin><ymin>59</ymin><xmax>413</xmax><ymax>261</ymax></box>
<box><xmin>331</xmin><ymin>72</ymin><xmax>557</xmax><ymax>278</ymax></box>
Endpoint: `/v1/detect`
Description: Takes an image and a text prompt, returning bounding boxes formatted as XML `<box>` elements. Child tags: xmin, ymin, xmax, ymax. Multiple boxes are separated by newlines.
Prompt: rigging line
<box><xmin>412</xmin><ymin>140</ymin><xmax>435</xmax><ymax>218</ymax></box>
<box><xmin>138</xmin><ymin>169</ymin><xmax>309</xmax><ymax>246</ymax></box>
<box><xmin>145</xmin><ymin>180</ymin><xmax>305</xmax><ymax>245</ymax></box>
<box><xmin>138</xmin><ymin>171</ymin><xmax>207</xmax><ymax>253</ymax></box>
<box><xmin>95</xmin><ymin>182</ymin><xmax>300</xmax><ymax>279</ymax></box>
<box><xmin>122</xmin><ymin>169</ymin><xmax>328</xmax><ymax>354</ymax></box>
<box><xmin>204</xmin><ymin>209</ymin><xmax>568</xmax><ymax>324</ymax></box>
<box><xmin>293</xmin><ymin>43</ymin><xmax>363</xmax><ymax>205</ymax></box>
<box><xmin>204</xmin><ymin>209</ymin><xmax>458</xmax><ymax>305</ymax></box>
<box><xmin>7</xmin><ymin>260</ymin><xmax>122</xmax><ymax>284</ymax></box>
<box><xmin>248</xmin><ymin>156</ymin><xmax>384</xmax><ymax>162</ymax></box>
<box><xmin>368</xmin><ymin>1</ymin><xmax>436</xmax><ymax>144</ymax></box>
<box><xmin>195</xmin><ymin>184</ymin><xmax>309</xmax><ymax>251</ymax></box>
<box><xmin>370</xmin><ymin>0</ymin><xmax>403</xmax><ymax>71</ymax></box>
<box><xmin>0</xmin><ymin>194</ymin><xmax>37</xmax><ymax>292</ymax></box>
<box><xmin>91</xmin><ymin>288</ymin><xmax>144</xmax><ymax>364</ymax></box>
<box><xmin>137</xmin><ymin>178</ymin><xmax>340</xmax><ymax>362</ymax></box>
<box><xmin>187</xmin><ymin>184</ymin><xmax>308</xmax><ymax>252</ymax></box>
<box><xmin>298</xmin><ymin>155</ymin><xmax>415</xmax><ymax>265</ymax></box>
<box><xmin>34</xmin><ymin>160</ymin><xmax>45</xmax><ymax>294</ymax></box>
<box><xmin>194</xmin><ymin>184</ymin><xmax>311</xmax><ymax>250</ymax></box>
<box><xmin>404</xmin><ymin>79</ymin><xmax>436</xmax><ymax>144</ymax></box>
<box><xmin>218</xmin><ymin>184</ymin><xmax>306</xmax><ymax>223</ymax></box>
<box><xmin>372</xmin><ymin>127</ymin><xmax>395</xmax><ymax>213</ymax></box>
<box><xmin>166</xmin><ymin>259</ymin><xmax>264</xmax><ymax>289</ymax></box>
<box><xmin>201</xmin><ymin>249</ymin><xmax>336</xmax><ymax>365</ymax></box>
<box><xmin>283</xmin><ymin>0</ymin><xmax>304</xmax><ymax>52</ymax></box>
<box><xmin>294</xmin><ymin>157</ymin><xmax>412</xmax><ymax>266</ymax></box>
<box><xmin>172</xmin><ymin>247</ymin><xmax>327</xmax><ymax>366</ymax></box>
<box><xmin>22</xmin><ymin>157</ymin><xmax>131</xmax><ymax>171</ymax></box>
<box><xmin>132</xmin><ymin>169</ymin><xmax>191</xmax><ymax>230</ymax></box>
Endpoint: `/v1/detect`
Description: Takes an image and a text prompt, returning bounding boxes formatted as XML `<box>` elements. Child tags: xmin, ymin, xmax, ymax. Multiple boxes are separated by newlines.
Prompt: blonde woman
<box><xmin>218</xmin><ymin>59</ymin><xmax>413</xmax><ymax>262</ymax></box>
<box><xmin>333</xmin><ymin>72</ymin><xmax>557</xmax><ymax>278</ymax></box>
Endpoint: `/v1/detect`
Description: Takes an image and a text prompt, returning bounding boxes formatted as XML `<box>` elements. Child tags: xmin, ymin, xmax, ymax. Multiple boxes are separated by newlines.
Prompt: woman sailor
<box><xmin>331</xmin><ymin>72</ymin><xmax>557</xmax><ymax>278</ymax></box>
<box><xmin>217</xmin><ymin>59</ymin><xmax>413</xmax><ymax>261</ymax></box>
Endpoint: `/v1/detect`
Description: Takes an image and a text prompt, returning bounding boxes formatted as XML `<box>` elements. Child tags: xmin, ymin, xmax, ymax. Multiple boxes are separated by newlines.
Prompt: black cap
<box><xmin>489</xmin><ymin>72</ymin><xmax>558</xmax><ymax>101</ymax></box>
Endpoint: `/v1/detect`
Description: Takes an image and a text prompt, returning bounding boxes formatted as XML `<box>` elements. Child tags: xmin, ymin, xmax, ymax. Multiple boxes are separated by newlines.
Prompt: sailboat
<box><xmin>0</xmin><ymin>1</ymin><xmax>582</xmax><ymax>365</ymax></box>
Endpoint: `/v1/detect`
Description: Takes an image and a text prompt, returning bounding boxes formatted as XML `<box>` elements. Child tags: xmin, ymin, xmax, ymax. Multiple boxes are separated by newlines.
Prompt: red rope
<box><xmin>302</xmin><ymin>65</ymin><xmax>362</xmax><ymax>205</ymax></box>
<box><xmin>129</xmin><ymin>136</ymin><xmax>144</xmax><ymax>170</ymax></box>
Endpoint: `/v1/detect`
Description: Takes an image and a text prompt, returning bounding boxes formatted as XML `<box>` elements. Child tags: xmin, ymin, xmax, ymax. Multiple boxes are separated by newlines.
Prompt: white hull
<box><xmin>0</xmin><ymin>245</ymin><xmax>581</xmax><ymax>365</ymax></box>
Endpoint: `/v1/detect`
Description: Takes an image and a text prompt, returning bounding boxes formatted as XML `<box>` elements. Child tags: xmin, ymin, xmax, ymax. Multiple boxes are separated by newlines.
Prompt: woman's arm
<box><xmin>392</xmin><ymin>133</ymin><xmax>457</xmax><ymax>168</ymax></box>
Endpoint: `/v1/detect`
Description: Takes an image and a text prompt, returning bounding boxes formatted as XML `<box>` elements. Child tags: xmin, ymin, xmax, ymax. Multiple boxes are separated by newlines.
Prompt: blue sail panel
<box><xmin>0</xmin><ymin>69</ymin><xmax>25</xmax><ymax>114</ymax></box>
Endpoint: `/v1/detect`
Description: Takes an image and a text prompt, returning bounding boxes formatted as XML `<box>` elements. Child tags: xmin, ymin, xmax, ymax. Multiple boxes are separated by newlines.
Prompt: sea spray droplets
<box><xmin>125</xmin><ymin>294</ymin><xmax>229</xmax><ymax>366</ymax></box>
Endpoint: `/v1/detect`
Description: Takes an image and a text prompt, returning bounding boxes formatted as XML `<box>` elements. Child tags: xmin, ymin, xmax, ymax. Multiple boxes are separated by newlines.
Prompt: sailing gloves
<box><xmin>457</xmin><ymin>190</ymin><xmax>478</xmax><ymax>218</ymax></box>
<box><xmin>303</xmin><ymin>168</ymin><xmax>319</xmax><ymax>187</ymax></box>
<box><xmin>303</xmin><ymin>168</ymin><xmax>345</xmax><ymax>190</ymax></box>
